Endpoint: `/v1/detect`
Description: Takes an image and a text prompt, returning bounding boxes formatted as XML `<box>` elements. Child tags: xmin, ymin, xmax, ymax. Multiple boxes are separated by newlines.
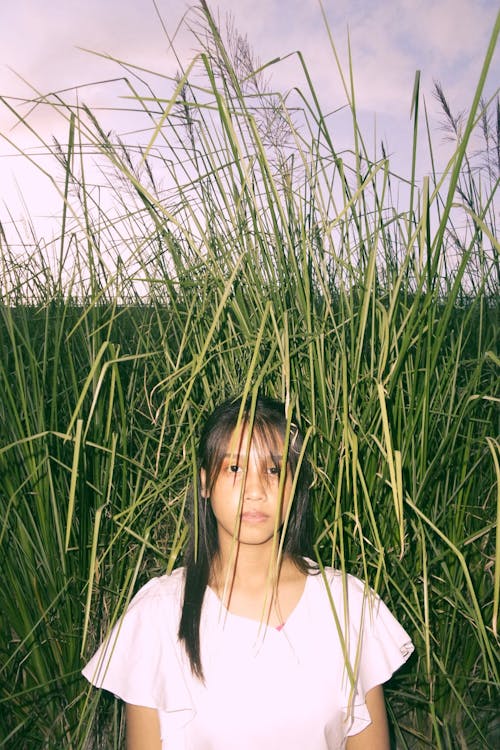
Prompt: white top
<box><xmin>82</xmin><ymin>565</ymin><xmax>414</xmax><ymax>749</ymax></box>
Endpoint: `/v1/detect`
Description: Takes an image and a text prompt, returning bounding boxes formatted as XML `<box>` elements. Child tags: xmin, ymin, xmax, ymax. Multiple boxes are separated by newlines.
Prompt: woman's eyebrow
<box><xmin>222</xmin><ymin>452</ymin><xmax>283</xmax><ymax>466</ymax></box>
<box><xmin>222</xmin><ymin>453</ymin><xmax>283</xmax><ymax>461</ymax></box>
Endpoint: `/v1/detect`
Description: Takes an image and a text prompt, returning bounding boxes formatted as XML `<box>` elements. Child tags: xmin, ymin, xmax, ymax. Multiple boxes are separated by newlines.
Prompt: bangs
<box><xmin>248</xmin><ymin>420</ymin><xmax>287</xmax><ymax>472</ymax></box>
<box><xmin>202</xmin><ymin>408</ymin><xmax>289</xmax><ymax>490</ymax></box>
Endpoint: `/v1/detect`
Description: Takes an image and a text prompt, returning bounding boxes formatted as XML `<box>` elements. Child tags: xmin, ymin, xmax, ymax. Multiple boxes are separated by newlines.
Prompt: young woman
<box><xmin>83</xmin><ymin>395</ymin><xmax>414</xmax><ymax>749</ymax></box>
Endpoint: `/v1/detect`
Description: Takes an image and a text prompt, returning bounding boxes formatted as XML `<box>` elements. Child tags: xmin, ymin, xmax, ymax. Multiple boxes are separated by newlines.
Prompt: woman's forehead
<box><xmin>224</xmin><ymin>423</ymin><xmax>283</xmax><ymax>456</ymax></box>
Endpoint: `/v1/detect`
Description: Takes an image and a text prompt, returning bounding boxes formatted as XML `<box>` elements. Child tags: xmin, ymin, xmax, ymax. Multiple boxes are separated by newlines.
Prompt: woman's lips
<box><xmin>241</xmin><ymin>510</ymin><xmax>268</xmax><ymax>522</ymax></box>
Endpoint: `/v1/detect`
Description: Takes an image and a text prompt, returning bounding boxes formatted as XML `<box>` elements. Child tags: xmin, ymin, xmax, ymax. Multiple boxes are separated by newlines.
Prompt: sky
<box><xmin>0</xmin><ymin>0</ymin><xmax>498</xmax><ymax>240</ymax></box>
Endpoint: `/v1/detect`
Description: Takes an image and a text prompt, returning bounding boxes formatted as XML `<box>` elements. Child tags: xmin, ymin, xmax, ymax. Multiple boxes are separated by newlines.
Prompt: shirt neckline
<box><xmin>205</xmin><ymin>571</ymin><xmax>310</xmax><ymax>632</ymax></box>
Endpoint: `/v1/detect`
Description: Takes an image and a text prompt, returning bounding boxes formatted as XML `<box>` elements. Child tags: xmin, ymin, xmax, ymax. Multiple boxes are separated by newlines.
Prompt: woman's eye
<box><xmin>229</xmin><ymin>464</ymin><xmax>241</xmax><ymax>474</ymax></box>
<box><xmin>268</xmin><ymin>466</ymin><xmax>280</xmax><ymax>476</ymax></box>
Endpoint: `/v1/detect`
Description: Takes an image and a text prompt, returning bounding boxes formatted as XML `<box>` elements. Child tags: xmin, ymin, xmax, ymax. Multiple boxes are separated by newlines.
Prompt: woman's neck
<box><xmin>210</xmin><ymin>542</ymin><xmax>301</xmax><ymax>595</ymax></box>
<box><xmin>208</xmin><ymin>546</ymin><xmax>306</xmax><ymax>627</ymax></box>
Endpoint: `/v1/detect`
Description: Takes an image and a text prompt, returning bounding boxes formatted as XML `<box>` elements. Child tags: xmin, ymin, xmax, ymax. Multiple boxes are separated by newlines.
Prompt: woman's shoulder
<box><xmin>89</xmin><ymin>567</ymin><xmax>186</xmax><ymax>651</ymax></box>
<box><xmin>128</xmin><ymin>566</ymin><xmax>186</xmax><ymax>612</ymax></box>
<box><xmin>304</xmin><ymin>558</ymin><xmax>369</xmax><ymax>585</ymax></box>
<box><xmin>304</xmin><ymin>560</ymin><xmax>378</xmax><ymax>609</ymax></box>
<box><xmin>316</xmin><ymin>565</ymin><xmax>368</xmax><ymax>590</ymax></box>
<box><xmin>305</xmin><ymin>561</ymin><xmax>412</xmax><ymax>643</ymax></box>
<box><xmin>82</xmin><ymin>566</ymin><xmax>191</xmax><ymax>707</ymax></box>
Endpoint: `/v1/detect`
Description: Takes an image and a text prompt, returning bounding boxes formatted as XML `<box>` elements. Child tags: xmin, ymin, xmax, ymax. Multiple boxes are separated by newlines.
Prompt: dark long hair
<box><xmin>178</xmin><ymin>395</ymin><xmax>314</xmax><ymax>679</ymax></box>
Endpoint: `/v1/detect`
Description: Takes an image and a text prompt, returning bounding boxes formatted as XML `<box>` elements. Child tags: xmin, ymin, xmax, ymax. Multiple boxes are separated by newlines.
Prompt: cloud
<box><xmin>0</xmin><ymin>0</ymin><xmax>498</xmax><ymax>212</ymax></box>
<box><xmin>2</xmin><ymin>0</ymin><xmax>496</xmax><ymax>114</ymax></box>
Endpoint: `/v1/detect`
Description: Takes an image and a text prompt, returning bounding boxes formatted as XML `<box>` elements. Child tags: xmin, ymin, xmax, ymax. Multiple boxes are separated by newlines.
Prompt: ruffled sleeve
<box><xmin>82</xmin><ymin>570</ymin><xmax>194</xmax><ymax>731</ymax></box>
<box><xmin>324</xmin><ymin>570</ymin><xmax>414</xmax><ymax>737</ymax></box>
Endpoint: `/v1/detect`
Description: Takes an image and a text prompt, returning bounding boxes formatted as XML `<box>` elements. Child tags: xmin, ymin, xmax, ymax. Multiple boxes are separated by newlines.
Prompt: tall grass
<box><xmin>0</xmin><ymin>3</ymin><xmax>498</xmax><ymax>747</ymax></box>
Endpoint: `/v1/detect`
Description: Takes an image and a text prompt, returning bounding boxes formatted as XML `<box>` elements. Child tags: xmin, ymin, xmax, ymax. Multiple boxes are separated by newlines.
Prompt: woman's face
<box><xmin>201</xmin><ymin>425</ymin><xmax>292</xmax><ymax>551</ymax></box>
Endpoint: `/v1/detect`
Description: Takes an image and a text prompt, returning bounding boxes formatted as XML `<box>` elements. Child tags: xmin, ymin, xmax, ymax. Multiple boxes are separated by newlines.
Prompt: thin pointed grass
<box><xmin>0</xmin><ymin>3</ymin><xmax>498</xmax><ymax>748</ymax></box>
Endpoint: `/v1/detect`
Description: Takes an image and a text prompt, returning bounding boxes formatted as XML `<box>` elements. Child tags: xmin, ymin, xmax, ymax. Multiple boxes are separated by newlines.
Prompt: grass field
<box><xmin>0</xmin><ymin>4</ymin><xmax>498</xmax><ymax>747</ymax></box>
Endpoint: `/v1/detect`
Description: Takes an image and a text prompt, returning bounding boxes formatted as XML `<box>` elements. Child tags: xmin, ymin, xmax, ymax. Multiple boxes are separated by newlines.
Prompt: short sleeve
<box><xmin>82</xmin><ymin>573</ymin><xmax>194</xmax><ymax>730</ymax></box>
<box><xmin>324</xmin><ymin>571</ymin><xmax>414</xmax><ymax>737</ymax></box>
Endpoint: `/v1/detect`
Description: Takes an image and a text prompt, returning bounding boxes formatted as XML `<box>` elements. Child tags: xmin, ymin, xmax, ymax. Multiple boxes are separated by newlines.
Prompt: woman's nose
<box><xmin>244</xmin><ymin>466</ymin><xmax>265</xmax><ymax>499</ymax></box>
